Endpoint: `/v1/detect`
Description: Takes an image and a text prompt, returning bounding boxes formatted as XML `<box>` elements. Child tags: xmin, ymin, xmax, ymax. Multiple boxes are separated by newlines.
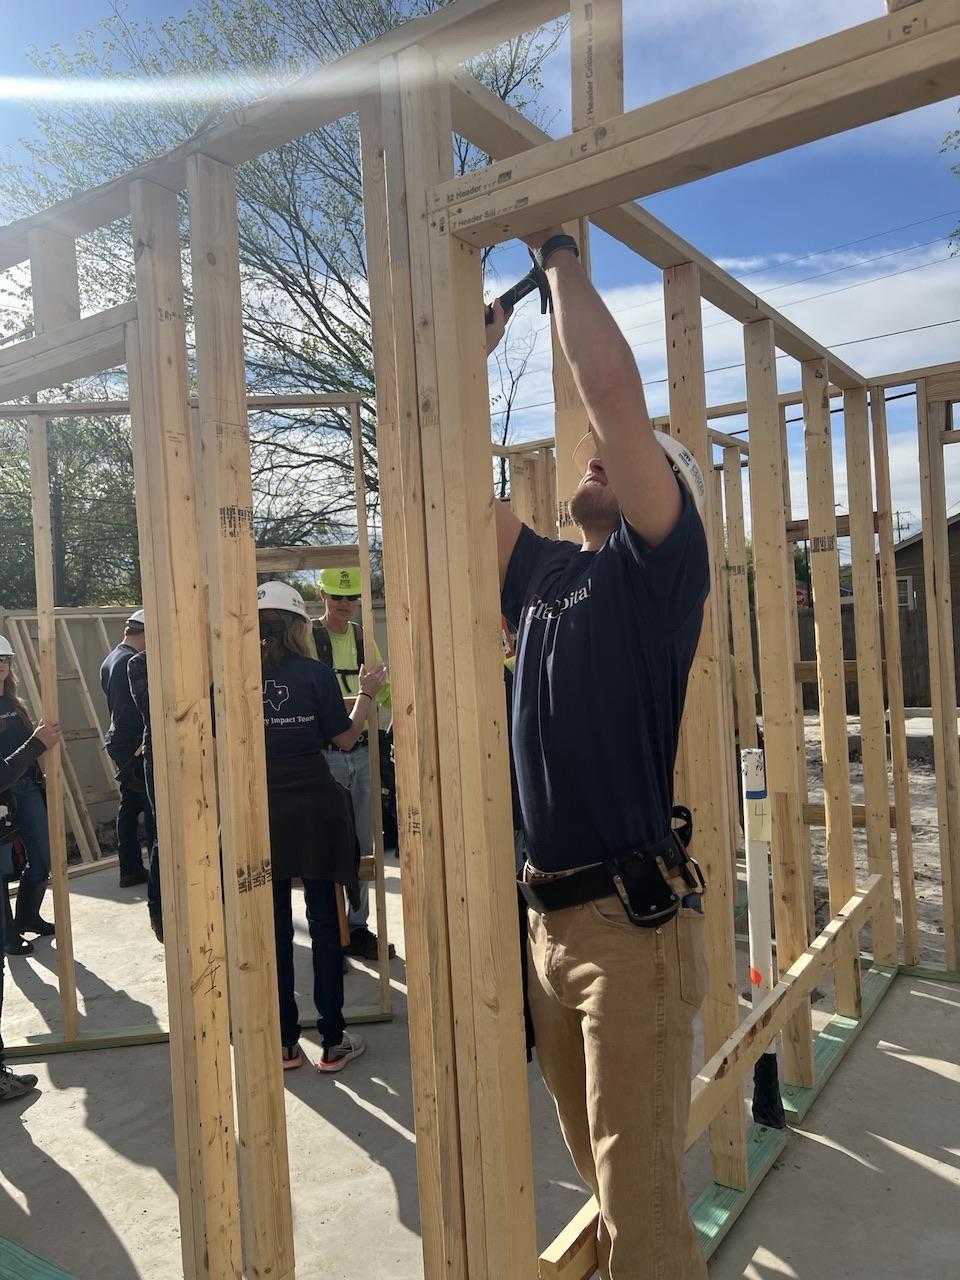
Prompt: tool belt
<box><xmin>518</xmin><ymin>806</ymin><xmax>705</xmax><ymax>928</ymax></box>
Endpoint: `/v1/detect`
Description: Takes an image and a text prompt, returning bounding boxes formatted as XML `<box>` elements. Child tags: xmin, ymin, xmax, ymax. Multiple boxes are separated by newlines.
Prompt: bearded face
<box><xmin>569</xmin><ymin>458</ymin><xmax>621</xmax><ymax>539</ymax></box>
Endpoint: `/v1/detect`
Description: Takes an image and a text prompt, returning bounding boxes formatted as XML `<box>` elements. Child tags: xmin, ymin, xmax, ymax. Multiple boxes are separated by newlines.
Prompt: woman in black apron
<box><xmin>258</xmin><ymin>582</ymin><xmax>386</xmax><ymax>1073</ymax></box>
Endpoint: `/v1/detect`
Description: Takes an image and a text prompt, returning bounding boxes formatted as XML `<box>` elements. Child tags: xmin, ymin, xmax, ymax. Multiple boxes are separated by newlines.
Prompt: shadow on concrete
<box><xmin>0</xmin><ymin>1090</ymin><xmax>142</xmax><ymax>1279</ymax></box>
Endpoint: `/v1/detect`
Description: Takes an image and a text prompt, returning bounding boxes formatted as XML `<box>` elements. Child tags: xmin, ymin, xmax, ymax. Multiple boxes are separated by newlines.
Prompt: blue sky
<box><xmin>1</xmin><ymin>0</ymin><xmax>959</xmax><ymax>540</ymax></box>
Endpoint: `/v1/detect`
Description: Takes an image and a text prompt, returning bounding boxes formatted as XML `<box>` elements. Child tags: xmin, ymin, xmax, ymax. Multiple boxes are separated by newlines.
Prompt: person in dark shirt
<box><xmin>0</xmin><ymin>635</ymin><xmax>58</xmax><ymax>950</ymax></box>
<box><xmin>490</xmin><ymin>230</ymin><xmax>710</xmax><ymax>1280</ymax></box>
<box><xmin>0</xmin><ymin>701</ymin><xmax>62</xmax><ymax>1100</ymax></box>
<box><xmin>99</xmin><ymin>610</ymin><xmax>156</xmax><ymax>888</ymax></box>
<box><xmin>127</xmin><ymin>650</ymin><xmax>161</xmax><ymax>941</ymax></box>
<box><xmin>257</xmin><ymin>581</ymin><xmax>386</xmax><ymax>1073</ymax></box>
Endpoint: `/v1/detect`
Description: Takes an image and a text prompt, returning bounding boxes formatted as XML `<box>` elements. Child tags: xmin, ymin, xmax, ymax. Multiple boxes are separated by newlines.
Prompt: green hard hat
<box><xmin>320</xmin><ymin>566</ymin><xmax>362</xmax><ymax>596</ymax></box>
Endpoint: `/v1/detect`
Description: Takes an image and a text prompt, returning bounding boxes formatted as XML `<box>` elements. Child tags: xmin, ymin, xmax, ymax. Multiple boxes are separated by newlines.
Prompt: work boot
<box><xmin>0</xmin><ymin>1064</ymin><xmax>39</xmax><ymax>1101</ymax></box>
<box><xmin>149</xmin><ymin>910</ymin><xmax>164</xmax><ymax>944</ymax></box>
<box><xmin>15</xmin><ymin>880</ymin><xmax>55</xmax><ymax>938</ymax></box>
<box><xmin>119</xmin><ymin>868</ymin><xmax>148</xmax><ymax>889</ymax></box>
<box><xmin>345</xmin><ymin>927</ymin><xmax>395</xmax><ymax>961</ymax></box>
<box><xmin>2</xmin><ymin>879</ymin><xmax>33</xmax><ymax>955</ymax></box>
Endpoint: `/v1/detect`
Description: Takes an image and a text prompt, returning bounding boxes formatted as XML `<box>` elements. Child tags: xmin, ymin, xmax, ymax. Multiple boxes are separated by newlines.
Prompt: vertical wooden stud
<box><xmin>917</xmin><ymin>387</ymin><xmax>960</xmax><ymax>970</ymax></box>
<box><xmin>745</xmin><ymin>320</ymin><xmax>815</xmax><ymax>1087</ymax></box>
<box><xmin>665</xmin><ymin>262</ymin><xmax>747</xmax><ymax>1191</ymax></box>
<box><xmin>722</xmin><ymin>448</ymin><xmax>758</xmax><ymax>754</ymax></box>
<box><xmin>186</xmin><ymin>153</ymin><xmax>295</xmax><ymax>1280</ymax></box>
<box><xmin>394</xmin><ymin>44</ymin><xmax>537</xmax><ymax>1276</ymax></box>
<box><xmin>801</xmin><ymin>358</ymin><xmax>861</xmax><ymax>1018</ymax></box>
<box><xmin>350</xmin><ymin>400</ymin><xmax>392</xmax><ymax>1016</ymax></box>
<box><xmin>359</xmin><ymin>90</ymin><xmax>467</xmax><ymax>1280</ymax></box>
<box><xmin>26</xmin><ymin>226</ymin><xmax>81</xmax><ymax>1040</ymax></box>
<box><xmin>709</xmin><ymin>461</ymin><xmax>742</xmax><ymax>874</ymax></box>
<box><xmin>843</xmin><ymin>387</ymin><xmax>897</xmax><ymax>965</ymax></box>
<box><xmin>128</xmin><ymin>178</ymin><xmax>243</xmax><ymax>1280</ymax></box>
<box><xmin>870</xmin><ymin>386</ymin><xmax>919</xmax><ymax>964</ymax></box>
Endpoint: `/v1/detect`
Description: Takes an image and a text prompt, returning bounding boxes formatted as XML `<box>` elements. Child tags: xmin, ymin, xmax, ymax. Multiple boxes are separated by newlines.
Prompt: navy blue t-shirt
<box><xmin>100</xmin><ymin>643</ymin><xmax>143</xmax><ymax>754</ymax></box>
<box><xmin>262</xmin><ymin>654</ymin><xmax>351</xmax><ymax>759</ymax></box>
<box><xmin>0</xmin><ymin>695</ymin><xmax>32</xmax><ymax>755</ymax></box>
<box><xmin>501</xmin><ymin>483</ymin><xmax>709</xmax><ymax>872</ymax></box>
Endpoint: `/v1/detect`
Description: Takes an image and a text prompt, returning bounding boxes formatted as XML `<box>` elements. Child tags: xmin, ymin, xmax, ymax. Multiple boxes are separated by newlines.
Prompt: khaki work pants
<box><xmin>527</xmin><ymin>894</ymin><xmax>708</xmax><ymax>1280</ymax></box>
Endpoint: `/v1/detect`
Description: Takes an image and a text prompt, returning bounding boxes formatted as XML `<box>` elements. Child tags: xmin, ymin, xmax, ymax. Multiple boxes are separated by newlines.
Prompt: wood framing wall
<box><xmin>3</xmin><ymin>3</ymin><xmax>960</xmax><ymax>1277</ymax></box>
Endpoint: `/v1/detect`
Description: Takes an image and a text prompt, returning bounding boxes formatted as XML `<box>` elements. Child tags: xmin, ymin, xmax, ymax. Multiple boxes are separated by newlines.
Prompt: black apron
<box><xmin>266</xmin><ymin>752</ymin><xmax>358</xmax><ymax>890</ymax></box>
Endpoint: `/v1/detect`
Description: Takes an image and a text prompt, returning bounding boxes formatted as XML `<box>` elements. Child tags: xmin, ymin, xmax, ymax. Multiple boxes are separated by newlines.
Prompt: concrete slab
<box><xmin>0</xmin><ymin>865</ymin><xmax>954</xmax><ymax>1278</ymax></box>
<box><xmin>710</xmin><ymin>975</ymin><xmax>960</xmax><ymax>1280</ymax></box>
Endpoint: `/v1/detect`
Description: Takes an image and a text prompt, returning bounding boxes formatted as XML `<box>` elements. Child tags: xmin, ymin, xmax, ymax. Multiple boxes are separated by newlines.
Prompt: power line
<box><xmin>521</xmin><ymin>207</ymin><xmax>960</xmax><ymax>334</ymax></box>
<box><xmin>493</xmin><ymin>316</ymin><xmax>960</xmax><ymax>420</ymax></box>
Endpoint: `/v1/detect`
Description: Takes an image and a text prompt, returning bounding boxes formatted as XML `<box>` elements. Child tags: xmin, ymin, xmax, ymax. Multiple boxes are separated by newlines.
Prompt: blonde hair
<box><xmin>259</xmin><ymin>609</ymin><xmax>311</xmax><ymax>674</ymax></box>
<box><xmin>0</xmin><ymin>668</ymin><xmax>34</xmax><ymax>735</ymax></box>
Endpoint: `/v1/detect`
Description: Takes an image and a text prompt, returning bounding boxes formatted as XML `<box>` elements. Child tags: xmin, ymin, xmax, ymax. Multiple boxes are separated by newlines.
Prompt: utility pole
<box><xmin>892</xmin><ymin>510</ymin><xmax>915</xmax><ymax>541</ymax></box>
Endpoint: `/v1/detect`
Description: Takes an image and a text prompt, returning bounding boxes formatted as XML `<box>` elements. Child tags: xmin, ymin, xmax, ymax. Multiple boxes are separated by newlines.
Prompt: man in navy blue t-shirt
<box><xmin>491</xmin><ymin>229</ymin><xmax>710</xmax><ymax>1280</ymax></box>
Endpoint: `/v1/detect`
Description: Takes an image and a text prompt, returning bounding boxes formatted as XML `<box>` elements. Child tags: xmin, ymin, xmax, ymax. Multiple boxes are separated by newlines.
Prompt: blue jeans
<box><xmin>107</xmin><ymin>746</ymin><xmax>155</xmax><ymax>878</ymax></box>
<box><xmin>0</xmin><ymin>775</ymin><xmax>51</xmax><ymax>885</ymax></box>
<box><xmin>272</xmin><ymin>877</ymin><xmax>345</xmax><ymax>1051</ymax></box>
<box><xmin>324</xmin><ymin>745</ymin><xmax>372</xmax><ymax>933</ymax></box>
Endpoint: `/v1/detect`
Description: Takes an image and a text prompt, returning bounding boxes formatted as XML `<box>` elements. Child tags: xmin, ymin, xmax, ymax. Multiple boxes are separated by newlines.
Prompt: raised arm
<box><xmin>528</xmin><ymin>231</ymin><xmax>681</xmax><ymax>548</ymax></box>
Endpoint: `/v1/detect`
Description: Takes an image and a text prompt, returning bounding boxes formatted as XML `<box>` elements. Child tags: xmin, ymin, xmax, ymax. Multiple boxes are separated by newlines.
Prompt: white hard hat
<box><xmin>0</xmin><ymin>635</ymin><xmax>13</xmax><ymax>658</ymax></box>
<box><xmin>656</xmin><ymin>432</ymin><xmax>705</xmax><ymax>518</ymax></box>
<box><xmin>126</xmin><ymin>609</ymin><xmax>145</xmax><ymax>627</ymax></box>
<box><xmin>572</xmin><ymin>428</ymin><xmax>705</xmax><ymax>518</ymax></box>
<box><xmin>257</xmin><ymin>580</ymin><xmax>310</xmax><ymax>620</ymax></box>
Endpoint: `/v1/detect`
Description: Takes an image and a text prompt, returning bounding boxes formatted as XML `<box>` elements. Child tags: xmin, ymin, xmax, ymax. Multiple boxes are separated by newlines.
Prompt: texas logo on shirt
<box><xmin>263</xmin><ymin>680</ymin><xmax>290</xmax><ymax>713</ymax></box>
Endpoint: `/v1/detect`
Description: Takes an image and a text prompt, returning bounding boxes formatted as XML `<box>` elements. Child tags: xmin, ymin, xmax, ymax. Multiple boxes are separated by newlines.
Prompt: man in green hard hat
<box><xmin>315</xmin><ymin>567</ymin><xmax>393</xmax><ymax>960</ymax></box>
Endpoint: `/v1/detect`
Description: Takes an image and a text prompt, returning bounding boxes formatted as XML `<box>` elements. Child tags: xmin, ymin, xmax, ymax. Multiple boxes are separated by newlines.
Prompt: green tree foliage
<box><xmin>0</xmin><ymin>0</ymin><xmax>562</xmax><ymax>606</ymax></box>
<box><xmin>0</xmin><ymin>412</ymin><xmax>141</xmax><ymax>607</ymax></box>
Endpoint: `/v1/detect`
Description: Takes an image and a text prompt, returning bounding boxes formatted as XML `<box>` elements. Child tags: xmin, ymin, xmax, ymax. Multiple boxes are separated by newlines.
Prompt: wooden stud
<box><xmin>689</xmin><ymin>875</ymin><xmax>882</xmax><ymax>1141</ymax></box>
<box><xmin>254</xmin><ymin>543</ymin><xmax>360</xmax><ymax>573</ymax></box>
<box><xmin>438</xmin><ymin>7</ymin><xmax>960</xmax><ymax>244</ymax></box>
<box><xmin>186</xmin><ymin>153</ymin><xmax>295</xmax><ymax>1280</ymax></box>
<box><xmin>664</xmin><ymin>262</ymin><xmax>747</xmax><ymax>1190</ymax></box>
<box><xmin>803</xmin><ymin>801</ymin><xmax>896</xmax><ymax>829</ymax></box>
<box><xmin>350</xmin><ymin>400</ymin><xmax>392</xmax><ymax>1017</ymax></box>
<box><xmin>25</xmin><ymin>226</ymin><xmax>80</xmax><ymax>1039</ymax></box>
<box><xmin>128</xmin><ymin>179</ymin><xmax>243</xmax><ymax>1280</ymax></box>
<box><xmin>870</xmin><ymin>386</ymin><xmax>919</xmax><ymax>965</ymax></box>
<box><xmin>722</xmin><ymin>447</ymin><xmax>758</xmax><ymax>754</ymax></box>
<box><xmin>708</xmin><ymin>462</ymin><xmax>742</xmax><ymax>875</ymax></box>
<box><xmin>801</xmin><ymin>359</ymin><xmax>861</xmax><ymax>1017</ymax></box>
<box><xmin>11</xmin><ymin>619</ymin><xmax>102</xmax><ymax>862</ymax></box>
<box><xmin>843</xmin><ymin>387</ymin><xmax>897</xmax><ymax>965</ymax></box>
<box><xmin>360</xmin><ymin>87</ymin><xmax>467</xmax><ymax>1280</ymax></box>
<box><xmin>744</xmin><ymin>320</ymin><xmax>815</xmax><ymax>1088</ymax></box>
<box><xmin>0</xmin><ymin>304</ymin><xmax>133</xmax><ymax>400</ymax></box>
<box><xmin>916</xmin><ymin>387</ymin><xmax>960</xmax><ymax>970</ymax></box>
<box><xmin>56</xmin><ymin>617</ymin><xmax>119</xmax><ymax>796</ymax></box>
<box><xmin>449</xmin><ymin>69</ymin><xmax>862</xmax><ymax>389</ymax></box>
<box><xmin>395</xmin><ymin>45</ymin><xmax>537</xmax><ymax>1277</ymax></box>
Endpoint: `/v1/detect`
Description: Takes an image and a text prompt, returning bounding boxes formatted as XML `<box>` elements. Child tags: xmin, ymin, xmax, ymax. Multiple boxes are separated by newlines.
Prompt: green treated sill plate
<box><xmin>898</xmin><ymin>963</ymin><xmax>960</xmax><ymax>984</ymax></box>
<box><xmin>0</xmin><ymin>1237</ymin><xmax>78</xmax><ymax>1280</ymax></box>
<box><xmin>780</xmin><ymin>965</ymin><xmax>897</xmax><ymax>1124</ymax></box>
<box><xmin>692</xmin><ymin>1122</ymin><xmax>788</xmax><ymax>1259</ymax></box>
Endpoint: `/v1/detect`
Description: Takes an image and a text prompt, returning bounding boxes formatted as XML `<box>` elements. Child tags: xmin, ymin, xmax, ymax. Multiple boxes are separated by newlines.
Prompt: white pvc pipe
<box><xmin>742</xmin><ymin>748</ymin><xmax>777</xmax><ymax>1053</ymax></box>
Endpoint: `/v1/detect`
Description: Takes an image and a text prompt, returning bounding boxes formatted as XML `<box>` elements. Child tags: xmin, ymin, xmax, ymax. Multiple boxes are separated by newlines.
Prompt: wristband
<box><xmin>532</xmin><ymin>234</ymin><xmax>580</xmax><ymax>271</ymax></box>
<box><xmin>358</xmin><ymin>691</ymin><xmax>373</xmax><ymax>701</ymax></box>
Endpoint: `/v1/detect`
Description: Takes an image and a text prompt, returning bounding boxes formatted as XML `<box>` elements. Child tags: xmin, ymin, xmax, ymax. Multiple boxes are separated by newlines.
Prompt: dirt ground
<box><xmin>802</xmin><ymin>715</ymin><xmax>946</xmax><ymax>966</ymax></box>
